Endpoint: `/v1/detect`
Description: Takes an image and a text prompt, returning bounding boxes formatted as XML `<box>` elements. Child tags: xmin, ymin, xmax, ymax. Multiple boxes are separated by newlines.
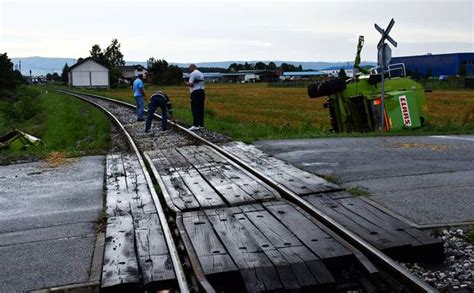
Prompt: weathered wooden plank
<box><xmin>135</xmin><ymin>213</ymin><xmax>176</xmax><ymax>290</ymax></box>
<box><xmin>106</xmin><ymin>154</ymin><xmax>131</xmax><ymax>217</ymax></box>
<box><xmin>178</xmin><ymin>146</ymin><xmax>278</xmax><ymax>203</ymax></box>
<box><xmin>101</xmin><ymin>215</ymin><xmax>140</xmax><ymax>290</ymax></box>
<box><xmin>147</xmin><ymin>150</ymin><xmax>201</xmax><ymax>211</ymax></box>
<box><xmin>106</xmin><ymin>154</ymin><xmax>156</xmax><ymax>217</ymax></box>
<box><xmin>264</xmin><ymin>201</ymin><xmax>353</xmax><ymax>262</ymax></box>
<box><xmin>205</xmin><ymin>208</ymin><xmax>283</xmax><ymax>292</ymax></box>
<box><xmin>279</xmin><ymin>246</ymin><xmax>335</xmax><ymax>289</ymax></box>
<box><xmin>162</xmin><ymin>147</ymin><xmax>195</xmax><ymax>170</ymax></box>
<box><xmin>223</xmin><ymin>142</ymin><xmax>339</xmax><ymax>195</ymax></box>
<box><xmin>234</xmin><ymin>205</ymin><xmax>336</xmax><ymax>290</ymax></box>
<box><xmin>177</xmin><ymin>168</ymin><xmax>227</xmax><ymax>208</ymax></box>
<box><xmin>177</xmin><ymin>145</ymin><xmax>224</xmax><ymax>168</ymax></box>
<box><xmin>230</xmin><ymin>207</ymin><xmax>314</xmax><ymax>290</ymax></box>
<box><xmin>305</xmin><ymin>194</ymin><xmax>410</xmax><ymax>250</ymax></box>
<box><xmin>126</xmin><ymin>155</ymin><xmax>157</xmax><ymax>216</ymax></box>
<box><xmin>162</xmin><ymin>171</ymin><xmax>201</xmax><ymax>211</ymax></box>
<box><xmin>239</xmin><ymin>207</ymin><xmax>303</xmax><ymax>249</ymax></box>
<box><xmin>104</xmin><ymin>153</ymin><xmax>177</xmax><ymax>291</ymax></box>
<box><xmin>182</xmin><ymin>211</ymin><xmax>238</xmax><ymax>277</ymax></box>
<box><xmin>146</xmin><ymin>150</ymin><xmax>174</xmax><ymax>173</ymax></box>
<box><xmin>198</xmin><ymin>165</ymin><xmax>259</xmax><ymax>205</ymax></box>
<box><xmin>330</xmin><ymin>195</ymin><xmax>443</xmax><ymax>262</ymax></box>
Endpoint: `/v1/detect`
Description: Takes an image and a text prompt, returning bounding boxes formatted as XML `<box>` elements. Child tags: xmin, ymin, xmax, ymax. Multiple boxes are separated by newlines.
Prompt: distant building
<box><xmin>68</xmin><ymin>58</ymin><xmax>109</xmax><ymax>87</ymax></box>
<box><xmin>119</xmin><ymin>65</ymin><xmax>147</xmax><ymax>80</ymax></box>
<box><xmin>183</xmin><ymin>72</ymin><xmax>224</xmax><ymax>83</ymax></box>
<box><xmin>222</xmin><ymin>70</ymin><xmax>279</xmax><ymax>83</ymax></box>
<box><xmin>280</xmin><ymin>71</ymin><xmax>327</xmax><ymax>80</ymax></box>
<box><xmin>390</xmin><ymin>52</ymin><xmax>474</xmax><ymax>77</ymax></box>
<box><xmin>320</xmin><ymin>66</ymin><xmax>355</xmax><ymax>78</ymax></box>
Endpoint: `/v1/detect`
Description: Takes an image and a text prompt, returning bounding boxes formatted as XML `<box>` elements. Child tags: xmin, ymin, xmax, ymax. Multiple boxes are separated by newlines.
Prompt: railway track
<box><xmin>58</xmin><ymin>89</ymin><xmax>440</xmax><ymax>292</ymax></box>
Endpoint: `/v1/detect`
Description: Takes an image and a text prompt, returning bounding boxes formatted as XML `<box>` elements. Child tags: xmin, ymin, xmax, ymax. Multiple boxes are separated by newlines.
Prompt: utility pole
<box><xmin>375</xmin><ymin>18</ymin><xmax>397</xmax><ymax>131</ymax></box>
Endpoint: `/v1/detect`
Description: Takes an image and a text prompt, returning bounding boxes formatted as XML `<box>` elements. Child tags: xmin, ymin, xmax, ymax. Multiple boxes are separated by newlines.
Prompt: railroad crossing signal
<box><xmin>375</xmin><ymin>18</ymin><xmax>397</xmax><ymax>68</ymax></box>
<box><xmin>374</xmin><ymin>18</ymin><xmax>397</xmax><ymax>131</ymax></box>
<box><xmin>375</xmin><ymin>18</ymin><xmax>397</xmax><ymax>49</ymax></box>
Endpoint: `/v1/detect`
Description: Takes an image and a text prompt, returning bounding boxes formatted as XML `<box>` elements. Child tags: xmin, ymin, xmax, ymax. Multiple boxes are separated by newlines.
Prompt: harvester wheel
<box><xmin>307</xmin><ymin>79</ymin><xmax>347</xmax><ymax>98</ymax></box>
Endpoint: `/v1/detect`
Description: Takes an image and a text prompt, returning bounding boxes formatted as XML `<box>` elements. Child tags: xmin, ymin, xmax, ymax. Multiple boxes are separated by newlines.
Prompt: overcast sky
<box><xmin>1</xmin><ymin>0</ymin><xmax>473</xmax><ymax>62</ymax></box>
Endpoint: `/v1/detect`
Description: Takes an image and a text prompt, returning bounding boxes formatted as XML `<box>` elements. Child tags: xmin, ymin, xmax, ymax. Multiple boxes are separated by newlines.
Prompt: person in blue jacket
<box><xmin>132</xmin><ymin>74</ymin><xmax>146</xmax><ymax>121</ymax></box>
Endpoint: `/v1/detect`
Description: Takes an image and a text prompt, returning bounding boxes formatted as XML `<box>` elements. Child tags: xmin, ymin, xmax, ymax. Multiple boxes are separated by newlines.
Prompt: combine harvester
<box><xmin>308</xmin><ymin>19</ymin><xmax>427</xmax><ymax>132</ymax></box>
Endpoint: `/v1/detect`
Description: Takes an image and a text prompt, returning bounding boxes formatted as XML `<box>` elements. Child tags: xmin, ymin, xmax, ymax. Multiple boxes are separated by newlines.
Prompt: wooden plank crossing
<box><xmin>222</xmin><ymin>142</ymin><xmax>340</xmax><ymax>195</ymax></box>
<box><xmin>221</xmin><ymin>142</ymin><xmax>443</xmax><ymax>263</ymax></box>
<box><xmin>304</xmin><ymin>193</ymin><xmax>444</xmax><ymax>262</ymax></box>
<box><xmin>146</xmin><ymin>146</ymin><xmax>279</xmax><ymax>211</ymax></box>
<box><xmin>103</xmin><ymin>153</ymin><xmax>176</xmax><ymax>291</ymax></box>
<box><xmin>181</xmin><ymin>201</ymin><xmax>352</xmax><ymax>292</ymax></box>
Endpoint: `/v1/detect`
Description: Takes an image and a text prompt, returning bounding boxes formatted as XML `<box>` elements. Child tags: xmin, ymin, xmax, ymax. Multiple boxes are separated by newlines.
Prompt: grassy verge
<box><xmin>67</xmin><ymin>83</ymin><xmax>474</xmax><ymax>142</ymax></box>
<box><xmin>0</xmin><ymin>86</ymin><xmax>110</xmax><ymax>163</ymax></box>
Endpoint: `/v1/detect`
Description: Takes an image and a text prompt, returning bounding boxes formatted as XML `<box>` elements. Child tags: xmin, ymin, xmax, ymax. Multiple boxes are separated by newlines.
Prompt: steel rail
<box><xmin>59</xmin><ymin>89</ymin><xmax>435</xmax><ymax>292</ymax></box>
<box><xmin>57</xmin><ymin>90</ymin><xmax>190</xmax><ymax>293</ymax></box>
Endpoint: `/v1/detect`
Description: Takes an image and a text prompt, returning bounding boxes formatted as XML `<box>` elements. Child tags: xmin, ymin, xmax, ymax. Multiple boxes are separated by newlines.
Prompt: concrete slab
<box><xmin>254</xmin><ymin>135</ymin><xmax>474</xmax><ymax>226</ymax></box>
<box><xmin>0</xmin><ymin>156</ymin><xmax>105</xmax><ymax>292</ymax></box>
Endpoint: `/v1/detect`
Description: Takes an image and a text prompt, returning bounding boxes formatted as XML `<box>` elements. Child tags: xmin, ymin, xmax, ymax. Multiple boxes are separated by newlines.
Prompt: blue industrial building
<box><xmin>390</xmin><ymin>52</ymin><xmax>474</xmax><ymax>77</ymax></box>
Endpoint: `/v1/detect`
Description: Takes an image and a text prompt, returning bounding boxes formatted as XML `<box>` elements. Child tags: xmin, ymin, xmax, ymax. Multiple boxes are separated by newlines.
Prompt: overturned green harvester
<box><xmin>308</xmin><ymin>34</ymin><xmax>427</xmax><ymax>133</ymax></box>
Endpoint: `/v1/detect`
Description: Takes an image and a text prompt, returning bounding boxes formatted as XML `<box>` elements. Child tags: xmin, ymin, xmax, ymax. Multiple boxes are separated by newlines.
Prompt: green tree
<box><xmin>89</xmin><ymin>44</ymin><xmax>105</xmax><ymax>64</ymax></box>
<box><xmin>0</xmin><ymin>53</ymin><xmax>19</xmax><ymax>92</ymax></box>
<box><xmin>104</xmin><ymin>39</ymin><xmax>125</xmax><ymax>67</ymax></box>
<box><xmin>255</xmin><ymin>62</ymin><xmax>267</xmax><ymax>70</ymax></box>
<box><xmin>267</xmin><ymin>62</ymin><xmax>277</xmax><ymax>70</ymax></box>
<box><xmin>61</xmin><ymin>63</ymin><xmax>69</xmax><ymax>83</ymax></box>
<box><xmin>89</xmin><ymin>39</ymin><xmax>125</xmax><ymax>68</ymax></box>
<box><xmin>227</xmin><ymin>63</ymin><xmax>244</xmax><ymax>72</ymax></box>
<box><xmin>147</xmin><ymin>58</ymin><xmax>183</xmax><ymax>85</ymax></box>
<box><xmin>338</xmin><ymin>68</ymin><xmax>348</xmax><ymax>80</ymax></box>
<box><xmin>244</xmin><ymin>62</ymin><xmax>253</xmax><ymax>70</ymax></box>
<box><xmin>88</xmin><ymin>39</ymin><xmax>125</xmax><ymax>88</ymax></box>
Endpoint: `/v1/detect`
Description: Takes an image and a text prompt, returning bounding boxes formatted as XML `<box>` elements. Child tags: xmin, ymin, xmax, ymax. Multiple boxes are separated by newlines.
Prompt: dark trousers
<box><xmin>190</xmin><ymin>89</ymin><xmax>205</xmax><ymax>127</ymax></box>
<box><xmin>145</xmin><ymin>95</ymin><xmax>168</xmax><ymax>131</ymax></box>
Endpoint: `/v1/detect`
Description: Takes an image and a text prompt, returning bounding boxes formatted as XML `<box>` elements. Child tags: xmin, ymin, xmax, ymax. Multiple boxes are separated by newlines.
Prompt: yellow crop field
<box><xmin>87</xmin><ymin>83</ymin><xmax>474</xmax><ymax>141</ymax></box>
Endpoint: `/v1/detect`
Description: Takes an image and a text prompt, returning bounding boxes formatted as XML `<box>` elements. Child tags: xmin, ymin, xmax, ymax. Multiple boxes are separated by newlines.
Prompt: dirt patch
<box><xmin>42</xmin><ymin>151</ymin><xmax>70</xmax><ymax>168</ymax></box>
<box><xmin>395</xmin><ymin>142</ymin><xmax>452</xmax><ymax>152</ymax></box>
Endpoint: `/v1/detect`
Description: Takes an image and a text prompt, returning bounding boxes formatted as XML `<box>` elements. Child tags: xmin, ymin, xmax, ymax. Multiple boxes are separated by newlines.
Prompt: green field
<box><xmin>84</xmin><ymin>83</ymin><xmax>474</xmax><ymax>141</ymax></box>
<box><xmin>0</xmin><ymin>87</ymin><xmax>110</xmax><ymax>163</ymax></box>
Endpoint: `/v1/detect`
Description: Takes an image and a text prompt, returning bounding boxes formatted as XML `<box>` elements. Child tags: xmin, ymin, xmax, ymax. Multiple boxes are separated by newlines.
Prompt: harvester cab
<box><xmin>308</xmin><ymin>29</ymin><xmax>427</xmax><ymax>133</ymax></box>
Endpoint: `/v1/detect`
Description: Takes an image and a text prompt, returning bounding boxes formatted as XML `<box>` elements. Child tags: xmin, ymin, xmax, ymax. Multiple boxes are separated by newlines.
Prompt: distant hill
<box><xmin>11</xmin><ymin>57</ymin><xmax>76</xmax><ymax>76</ymax></box>
<box><xmin>11</xmin><ymin>56</ymin><xmax>376</xmax><ymax>75</ymax></box>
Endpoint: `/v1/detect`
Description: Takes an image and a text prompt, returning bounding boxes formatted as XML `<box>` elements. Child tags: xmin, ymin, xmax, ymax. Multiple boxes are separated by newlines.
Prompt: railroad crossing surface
<box><xmin>254</xmin><ymin>135</ymin><xmax>474</xmax><ymax>227</ymax></box>
<box><xmin>3</xmin><ymin>89</ymin><xmax>470</xmax><ymax>292</ymax></box>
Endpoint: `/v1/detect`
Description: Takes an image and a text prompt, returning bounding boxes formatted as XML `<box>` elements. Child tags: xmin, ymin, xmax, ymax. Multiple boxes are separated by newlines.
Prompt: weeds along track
<box><xmin>59</xmin><ymin>89</ymin><xmax>438</xmax><ymax>292</ymax></box>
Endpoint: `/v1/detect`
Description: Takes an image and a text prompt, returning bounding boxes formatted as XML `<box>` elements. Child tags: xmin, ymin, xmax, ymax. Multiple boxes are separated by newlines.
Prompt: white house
<box><xmin>68</xmin><ymin>57</ymin><xmax>110</xmax><ymax>87</ymax></box>
<box><xmin>119</xmin><ymin>65</ymin><xmax>147</xmax><ymax>81</ymax></box>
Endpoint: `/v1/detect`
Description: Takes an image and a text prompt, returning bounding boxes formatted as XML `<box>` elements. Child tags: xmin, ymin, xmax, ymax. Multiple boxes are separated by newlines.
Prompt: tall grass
<box><xmin>40</xmin><ymin>90</ymin><xmax>110</xmax><ymax>154</ymax></box>
<box><xmin>0</xmin><ymin>88</ymin><xmax>110</xmax><ymax>163</ymax></box>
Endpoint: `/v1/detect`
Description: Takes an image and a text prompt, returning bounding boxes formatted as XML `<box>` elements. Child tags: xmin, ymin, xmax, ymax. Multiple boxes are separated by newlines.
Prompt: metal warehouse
<box><xmin>390</xmin><ymin>52</ymin><xmax>474</xmax><ymax>77</ymax></box>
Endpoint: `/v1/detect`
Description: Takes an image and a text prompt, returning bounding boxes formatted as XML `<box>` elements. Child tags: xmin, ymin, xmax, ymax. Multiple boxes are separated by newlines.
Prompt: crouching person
<box><xmin>145</xmin><ymin>91</ymin><xmax>174</xmax><ymax>133</ymax></box>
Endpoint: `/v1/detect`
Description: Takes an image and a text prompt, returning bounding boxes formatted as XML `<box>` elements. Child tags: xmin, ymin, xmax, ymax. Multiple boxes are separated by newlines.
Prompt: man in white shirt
<box><xmin>185</xmin><ymin>64</ymin><xmax>205</xmax><ymax>131</ymax></box>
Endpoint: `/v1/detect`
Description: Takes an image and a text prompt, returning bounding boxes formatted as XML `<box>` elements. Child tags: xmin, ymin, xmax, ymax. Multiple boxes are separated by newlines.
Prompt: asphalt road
<box><xmin>255</xmin><ymin>135</ymin><xmax>474</xmax><ymax>226</ymax></box>
<box><xmin>0</xmin><ymin>156</ymin><xmax>104</xmax><ymax>292</ymax></box>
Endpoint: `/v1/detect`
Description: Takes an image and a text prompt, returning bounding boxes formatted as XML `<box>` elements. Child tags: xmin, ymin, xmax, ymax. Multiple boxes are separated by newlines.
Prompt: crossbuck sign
<box><xmin>374</xmin><ymin>18</ymin><xmax>397</xmax><ymax>131</ymax></box>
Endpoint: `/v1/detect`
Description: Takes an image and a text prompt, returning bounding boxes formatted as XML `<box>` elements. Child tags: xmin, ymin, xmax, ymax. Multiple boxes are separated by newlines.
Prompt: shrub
<box><xmin>3</xmin><ymin>86</ymin><xmax>41</xmax><ymax>123</ymax></box>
